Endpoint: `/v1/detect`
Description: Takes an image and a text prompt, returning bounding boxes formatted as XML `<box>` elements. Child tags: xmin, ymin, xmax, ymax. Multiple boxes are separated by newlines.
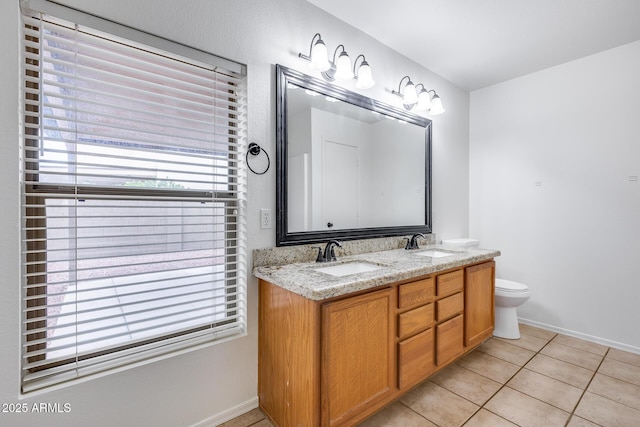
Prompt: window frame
<box><xmin>20</xmin><ymin>4</ymin><xmax>247</xmax><ymax>392</ymax></box>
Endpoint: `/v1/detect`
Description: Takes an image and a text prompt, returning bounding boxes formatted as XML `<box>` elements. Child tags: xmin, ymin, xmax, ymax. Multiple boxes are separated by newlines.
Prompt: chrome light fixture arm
<box><xmin>297</xmin><ymin>32</ymin><xmax>322</xmax><ymax>62</ymax></box>
<box><xmin>392</xmin><ymin>76</ymin><xmax>445</xmax><ymax>114</ymax></box>
<box><xmin>392</xmin><ymin>75</ymin><xmax>418</xmax><ymax>109</ymax></box>
<box><xmin>298</xmin><ymin>33</ymin><xmax>373</xmax><ymax>88</ymax></box>
<box><xmin>352</xmin><ymin>54</ymin><xmax>375</xmax><ymax>89</ymax></box>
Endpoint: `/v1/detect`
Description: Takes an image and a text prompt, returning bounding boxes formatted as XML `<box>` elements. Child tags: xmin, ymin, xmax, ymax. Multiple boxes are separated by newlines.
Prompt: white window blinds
<box><xmin>20</xmin><ymin>10</ymin><xmax>247</xmax><ymax>392</ymax></box>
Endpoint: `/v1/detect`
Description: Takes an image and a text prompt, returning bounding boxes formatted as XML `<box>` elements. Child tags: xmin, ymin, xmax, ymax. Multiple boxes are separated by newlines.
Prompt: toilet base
<box><xmin>493</xmin><ymin>306</ymin><xmax>521</xmax><ymax>339</ymax></box>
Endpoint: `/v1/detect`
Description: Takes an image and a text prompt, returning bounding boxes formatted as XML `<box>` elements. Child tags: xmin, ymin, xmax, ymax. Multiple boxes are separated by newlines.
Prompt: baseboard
<box><xmin>519</xmin><ymin>317</ymin><xmax>640</xmax><ymax>355</ymax></box>
<box><xmin>189</xmin><ymin>396</ymin><xmax>259</xmax><ymax>427</ymax></box>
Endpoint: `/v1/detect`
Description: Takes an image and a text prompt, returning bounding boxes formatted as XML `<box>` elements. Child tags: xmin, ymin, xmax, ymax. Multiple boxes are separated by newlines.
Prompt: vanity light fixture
<box><xmin>392</xmin><ymin>76</ymin><xmax>445</xmax><ymax>115</ymax></box>
<box><xmin>298</xmin><ymin>33</ymin><xmax>375</xmax><ymax>89</ymax></box>
<box><xmin>329</xmin><ymin>45</ymin><xmax>354</xmax><ymax>81</ymax></box>
<box><xmin>393</xmin><ymin>76</ymin><xmax>418</xmax><ymax>106</ymax></box>
<box><xmin>298</xmin><ymin>33</ymin><xmax>331</xmax><ymax>72</ymax></box>
<box><xmin>353</xmin><ymin>54</ymin><xmax>375</xmax><ymax>89</ymax></box>
<box><xmin>414</xmin><ymin>84</ymin><xmax>432</xmax><ymax>112</ymax></box>
<box><xmin>429</xmin><ymin>92</ymin><xmax>445</xmax><ymax>115</ymax></box>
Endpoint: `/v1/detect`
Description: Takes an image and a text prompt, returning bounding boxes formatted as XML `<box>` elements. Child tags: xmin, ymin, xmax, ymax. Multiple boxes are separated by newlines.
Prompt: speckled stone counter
<box><xmin>253</xmin><ymin>243</ymin><xmax>500</xmax><ymax>301</ymax></box>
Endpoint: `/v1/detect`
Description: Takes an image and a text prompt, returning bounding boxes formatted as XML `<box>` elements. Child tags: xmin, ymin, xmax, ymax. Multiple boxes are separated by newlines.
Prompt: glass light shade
<box><xmin>415</xmin><ymin>89</ymin><xmax>432</xmax><ymax>111</ymax></box>
<box><xmin>334</xmin><ymin>51</ymin><xmax>354</xmax><ymax>80</ymax></box>
<box><xmin>355</xmin><ymin>61</ymin><xmax>375</xmax><ymax>89</ymax></box>
<box><xmin>429</xmin><ymin>95</ymin><xmax>445</xmax><ymax>115</ymax></box>
<box><xmin>402</xmin><ymin>80</ymin><xmax>418</xmax><ymax>105</ymax></box>
<box><xmin>309</xmin><ymin>40</ymin><xmax>331</xmax><ymax>72</ymax></box>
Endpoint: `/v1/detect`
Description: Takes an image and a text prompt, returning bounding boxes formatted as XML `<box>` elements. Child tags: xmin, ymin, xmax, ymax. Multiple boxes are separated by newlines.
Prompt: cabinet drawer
<box><xmin>436</xmin><ymin>292</ymin><xmax>463</xmax><ymax>321</ymax></box>
<box><xmin>398</xmin><ymin>277</ymin><xmax>435</xmax><ymax>309</ymax></box>
<box><xmin>398</xmin><ymin>303</ymin><xmax>434</xmax><ymax>340</ymax></box>
<box><xmin>436</xmin><ymin>269</ymin><xmax>464</xmax><ymax>296</ymax></box>
<box><xmin>436</xmin><ymin>314</ymin><xmax>463</xmax><ymax>366</ymax></box>
<box><xmin>398</xmin><ymin>328</ymin><xmax>434</xmax><ymax>389</ymax></box>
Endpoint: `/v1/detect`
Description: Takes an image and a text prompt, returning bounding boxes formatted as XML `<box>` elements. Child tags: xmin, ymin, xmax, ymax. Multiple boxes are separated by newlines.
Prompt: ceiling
<box><xmin>308</xmin><ymin>0</ymin><xmax>640</xmax><ymax>91</ymax></box>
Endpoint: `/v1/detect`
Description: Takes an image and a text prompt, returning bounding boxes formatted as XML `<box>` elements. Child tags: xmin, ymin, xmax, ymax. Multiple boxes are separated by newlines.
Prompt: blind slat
<box><xmin>20</xmin><ymin>8</ymin><xmax>247</xmax><ymax>392</ymax></box>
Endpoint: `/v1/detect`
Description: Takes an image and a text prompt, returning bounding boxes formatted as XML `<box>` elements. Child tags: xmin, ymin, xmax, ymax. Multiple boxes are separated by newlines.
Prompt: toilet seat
<box><xmin>496</xmin><ymin>279</ymin><xmax>528</xmax><ymax>292</ymax></box>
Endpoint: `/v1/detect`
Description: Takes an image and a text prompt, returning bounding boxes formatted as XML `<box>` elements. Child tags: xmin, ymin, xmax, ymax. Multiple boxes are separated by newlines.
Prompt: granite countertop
<box><xmin>253</xmin><ymin>245</ymin><xmax>500</xmax><ymax>301</ymax></box>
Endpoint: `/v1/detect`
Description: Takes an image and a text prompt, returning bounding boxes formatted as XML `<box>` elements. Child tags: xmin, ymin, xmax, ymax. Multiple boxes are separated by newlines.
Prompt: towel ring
<box><xmin>246</xmin><ymin>142</ymin><xmax>270</xmax><ymax>175</ymax></box>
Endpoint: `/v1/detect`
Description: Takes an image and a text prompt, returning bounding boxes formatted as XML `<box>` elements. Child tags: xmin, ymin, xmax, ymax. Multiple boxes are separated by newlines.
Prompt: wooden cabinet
<box><xmin>322</xmin><ymin>288</ymin><xmax>395</xmax><ymax>427</ymax></box>
<box><xmin>464</xmin><ymin>261</ymin><xmax>495</xmax><ymax>348</ymax></box>
<box><xmin>398</xmin><ymin>303</ymin><xmax>434</xmax><ymax>340</ymax></box>
<box><xmin>436</xmin><ymin>314</ymin><xmax>464</xmax><ymax>365</ymax></box>
<box><xmin>258</xmin><ymin>258</ymin><xmax>495</xmax><ymax>427</ymax></box>
<box><xmin>398</xmin><ymin>327</ymin><xmax>434</xmax><ymax>389</ymax></box>
<box><xmin>258</xmin><ymin>280</ymin><xmax>320</xmax><ymax>427</ymax></box>
<box><xmin>397</xmin><ymin>278</ymin><xmax>435</xmax><ymax>390</ymax></box>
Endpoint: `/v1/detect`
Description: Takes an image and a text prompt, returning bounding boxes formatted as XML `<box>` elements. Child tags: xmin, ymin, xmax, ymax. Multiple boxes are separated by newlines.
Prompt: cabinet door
<box><xmin>398</xmin><ymin>327</ymin><xmax>434</xmax><ymax>389</ymax></box>
<box><xmin>436</xmin><ymin>314</ymin><xmax>464</xmax><ymax>366</ymax></box>
<box><xmin>322</xmin><ymin>288</ymin><xmax>395</xmax><ymax>427</ymax></box>
<box><xmin>464</xmin><ymin>261</ymin><xmax>495</xmax><ymax>348</ymax></box>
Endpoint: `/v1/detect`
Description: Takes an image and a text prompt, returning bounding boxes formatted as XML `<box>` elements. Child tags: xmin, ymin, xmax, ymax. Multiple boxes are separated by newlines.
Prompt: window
<box><xmin>20</xmin><ymin>6</ymin><xmax>247</xmax><ymax>392</ymax></box>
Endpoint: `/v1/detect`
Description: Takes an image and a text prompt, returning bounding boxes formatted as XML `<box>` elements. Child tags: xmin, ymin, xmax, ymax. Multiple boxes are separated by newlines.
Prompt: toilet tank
<box><xmin>441</xmin><ymin>238</ymin><xmax>480</xmax><ymax>248</ymax></box>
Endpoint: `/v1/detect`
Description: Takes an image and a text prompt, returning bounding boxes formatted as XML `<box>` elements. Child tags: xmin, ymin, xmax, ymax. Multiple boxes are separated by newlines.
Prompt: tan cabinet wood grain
<box><xmin>398</xmin><ymin>303</ymin><xmax>434</xmax><ymax>340</ymax></box>
<box><xmin>436</xmin><ymin>292</ymin><xmax>464</xmax><ymax>321</ymax></box>
<box><xmin>398</xmin><ymin>277</ymin><xmax>435</xmax><ymax>309</ymax></box>
<box><xmin>258</xmin><ymin>257</ymin><xmax>495</xmax><ymax>427</ymax></box>
<box><xmin>436</xmin><ymin>314</ymin><xmax>464</xmax><ymax>366</ymax></box>
<box><xmin>322</xmin><ymin>288</ymin><xmax>395</xmax><ymax>427</ymax></box>
<box><xmin>398</xmin><ymin>327</ymin><xmax>434</xmax><ymax>389</ymax></box>
<box><xmin>436</xmin><ymin>269</ymin><xmax>464</xmax><ymax>296</ymax></box>
<box><xmin>464</xmin><ymin>261</ymin><xmax>495</xmax><ymax>348</ymax></box>
<box><xmin>258</xmin><ymin>280</ymin><xmax>320</xmax><ymax>427</ymax></box>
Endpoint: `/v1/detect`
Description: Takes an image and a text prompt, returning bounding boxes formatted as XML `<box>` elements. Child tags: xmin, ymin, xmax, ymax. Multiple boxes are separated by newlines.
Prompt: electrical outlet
<box><xmin>260</xmin><ymin>208</ymin><xmax>272</xmax><ymax>229</ymax></box>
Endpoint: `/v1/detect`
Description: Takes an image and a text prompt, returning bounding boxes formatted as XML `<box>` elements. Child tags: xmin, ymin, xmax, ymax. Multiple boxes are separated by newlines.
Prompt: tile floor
<box><xmin>219</xmin><ymin>324</ymin><xmax>640</xmax><ymax>427</ymax></box>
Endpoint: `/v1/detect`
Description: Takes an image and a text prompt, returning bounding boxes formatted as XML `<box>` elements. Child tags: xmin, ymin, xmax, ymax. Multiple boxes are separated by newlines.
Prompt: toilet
<box><xmin>494</xmin><ymin>279</ymin><xmax>530</xmax><ymax>339</ymax></box>
<box><xmin>441</xmin><ymin>238</ymin><xmax>530</xmax><ymax>340</ymax></box>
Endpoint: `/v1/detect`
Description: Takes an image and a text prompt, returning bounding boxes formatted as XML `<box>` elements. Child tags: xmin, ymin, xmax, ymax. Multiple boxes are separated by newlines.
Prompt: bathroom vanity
<box><xmin>254</xmin><ymin>244</ymin><xmax>499</xmax><ymax>427</ymax></box>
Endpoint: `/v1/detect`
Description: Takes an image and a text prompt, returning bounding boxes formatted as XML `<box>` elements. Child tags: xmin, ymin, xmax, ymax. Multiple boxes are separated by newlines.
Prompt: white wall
<box><xmin>0</xmin><ymin>0</ymin><xmax>470</xmax><ymax>425</ymax></box>
<box><xmin>470</xmin><ymin>41</ymin><xmax>640</xmax><ymax>352</ymax></box>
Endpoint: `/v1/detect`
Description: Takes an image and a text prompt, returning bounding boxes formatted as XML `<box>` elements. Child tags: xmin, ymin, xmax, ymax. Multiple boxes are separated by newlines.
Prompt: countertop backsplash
<box><xmin>253</xmin><ymin>235</ymin><xmax>437</xmax><ymax>268</ymax></box>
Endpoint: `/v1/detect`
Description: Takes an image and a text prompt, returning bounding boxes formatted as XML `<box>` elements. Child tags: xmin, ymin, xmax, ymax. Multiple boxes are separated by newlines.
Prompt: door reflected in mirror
<box><xmin>276</xmin><ymin>65</ymin><xmax>432</xmax><ymax>246</ymax></box>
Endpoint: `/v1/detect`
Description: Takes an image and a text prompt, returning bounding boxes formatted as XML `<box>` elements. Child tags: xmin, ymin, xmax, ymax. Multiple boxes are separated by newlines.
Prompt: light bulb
<box><xmin>334</xmin><ymin>51</ymin><xmax>354</xmax><ymax>80</ymax></box>
<box><xmin>309</xmin><ymin>39</ymin><xmax>330</xmax><ymax>72</ymax></box>
<box><xmin>429</xmin><ymin>95</ymin><xmax>445</xmax><ymax>115</ymax></box>
<box><xmin>403</xmin><ymin>80</ymin><xmax>418</xmax><ymax>105</ymax></box>
<box><xmin>415</xmin><ymin>89</ymin><xmax>431</xmax><ymax>111</ymax></box>
<box><xmin>355</xmin><ymin>61</ymin><xmax>375</xmax><ymax>89</ymax></box>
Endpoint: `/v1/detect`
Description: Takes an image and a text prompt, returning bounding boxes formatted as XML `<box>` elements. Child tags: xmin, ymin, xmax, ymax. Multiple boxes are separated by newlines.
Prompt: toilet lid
<box><xmin>495</xmin><ymin>279</ymin><xmax>528</xmax><ymax>291</ymax></box>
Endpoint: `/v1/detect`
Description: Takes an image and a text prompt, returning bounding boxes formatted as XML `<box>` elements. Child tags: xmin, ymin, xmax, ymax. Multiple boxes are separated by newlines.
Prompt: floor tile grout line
<box><xmin>550</xmin><ymin>336</ymin><xmax>611</xmax><ymax>358</ymax></box>
<box><xmin>463</xmin><ymin>332</ymin><xmax>612</xmax><ymax>426</ymax></box>
<box><xmin>249</xmin><ymin>327</ymin><xmax>638</xmax><ymax>426</ymax></box>
<box><xmin>397</xmin><ymin>399</ymin><xmax>443</xmax><ymax>426</ymax></box>
<box><xmin>505</xmin><ymin>335</ymin><xmax>601</xmax><ymax>419</ymax></box>
<box><xmin>394</xmin><ymin>335</ymin><xmax>539</xmax><ymax>427</ymax></box>
<box><xmin>458</xmin><ymin>333</ymin><xmax>557</xmax><ymax>427</ymax></box>
<box><xmin>563</xmin><ymin>347</ymin><xmax>610</xmax><ymax>427</ymax></box>
<box><xmin>452</xmin><ymin>336</ymin><xmax>539</xmax><ymax>426</ymax></box>
<box><xmin>473</xmin><ymin>342</ymin><xmax>539</xmax><ymax>370</ymax></box>
<box><xmin>578</xmin><ymin>350</ymin><xmax>640</xmax><ymax>415</ymax></box>
<box><xmin>544</xmin><ymin>338</ymin><xmax>609</xmax><ymax>359</ymax></box>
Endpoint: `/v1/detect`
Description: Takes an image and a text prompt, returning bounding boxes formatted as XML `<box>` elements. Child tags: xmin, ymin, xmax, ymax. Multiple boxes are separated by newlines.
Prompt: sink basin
<box><xmin>314</xmin><ymin>262</ymin><xmax>383</xmax><ymax>277</ymax></box>
<box><xmin>415</xmin><ymin>250</ymin><xmax>456</xmax><ymax>258</ymax></box>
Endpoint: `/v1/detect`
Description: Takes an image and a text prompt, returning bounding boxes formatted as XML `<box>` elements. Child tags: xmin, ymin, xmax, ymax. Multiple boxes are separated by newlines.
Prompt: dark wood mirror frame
<box><xmin>275</xmin><ymin>64</ymin><xmax>432</xmax><ymax>246</ymax></box>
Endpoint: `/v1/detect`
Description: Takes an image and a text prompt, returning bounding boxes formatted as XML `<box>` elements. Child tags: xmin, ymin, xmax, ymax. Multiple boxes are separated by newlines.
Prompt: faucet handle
<box><xmin>403</xmin><ymin>237</ymin><xmax>412</xmax><ymax>250</ymax></box>
<box><xmin>312</xmin><ymin>246</ymin><xmax>324</xmax><ymax>262</ymax></box>
<box><xmin>405</xmin><ymin>233</ymin><xmax>426</xmax><ymax>250</ymax></box>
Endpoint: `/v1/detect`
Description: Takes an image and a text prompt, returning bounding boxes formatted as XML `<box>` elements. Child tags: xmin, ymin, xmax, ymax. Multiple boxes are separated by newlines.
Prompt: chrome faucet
<box><xmin>405</xmin><ymin>233</ymin><xmax>426</xmax><ymax>250</ymax></box>
<box><xmin>315</xmin><ymin>240</ymin><xmax>343</xmax><ymax>262</ymax></box>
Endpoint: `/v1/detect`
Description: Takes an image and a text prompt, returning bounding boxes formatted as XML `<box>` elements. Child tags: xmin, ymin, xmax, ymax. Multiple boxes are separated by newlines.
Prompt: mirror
<box><xmin>276</xmin><ymin>64</ymin><xmax>432</xmax><ymax>246</ymax></box>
